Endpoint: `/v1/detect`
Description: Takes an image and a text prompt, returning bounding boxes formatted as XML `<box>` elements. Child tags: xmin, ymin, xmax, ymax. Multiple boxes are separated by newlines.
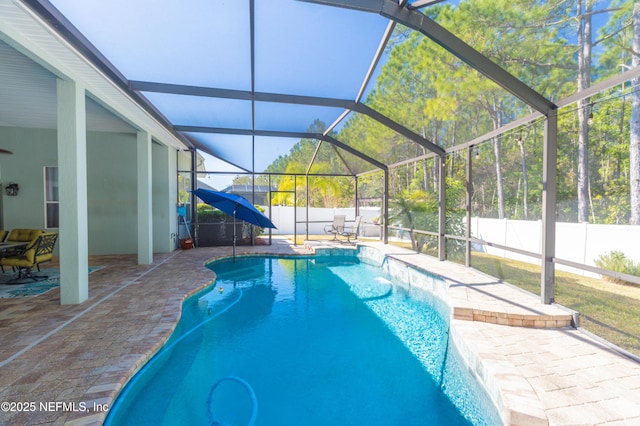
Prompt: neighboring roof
<box><xmin>196</xmin><ymin>179</ymin><xmax>218</xmax><ymax>192</ymax></box>
<box><xmin>222</xmin><ymin>184</ymin><xmax>275</xmax><ymax>194</ymax></box>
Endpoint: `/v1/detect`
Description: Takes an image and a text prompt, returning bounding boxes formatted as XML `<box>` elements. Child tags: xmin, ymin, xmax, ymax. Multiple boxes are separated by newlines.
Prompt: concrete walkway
<box><xmin>0</xmin><ymin>237</ymin><xmax>638</xmax><ymax>425</ymax></box>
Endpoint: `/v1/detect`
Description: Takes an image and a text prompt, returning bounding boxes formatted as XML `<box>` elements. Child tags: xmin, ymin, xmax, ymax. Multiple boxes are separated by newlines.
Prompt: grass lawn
<box><xmin>471</xmin><ymin>252</ymin><xmax>640</xmax><ymax>358</ymax></box>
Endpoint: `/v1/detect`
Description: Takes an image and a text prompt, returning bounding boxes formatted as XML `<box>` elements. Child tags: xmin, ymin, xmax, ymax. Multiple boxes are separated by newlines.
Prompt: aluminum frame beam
<box><xmin>321</xmin><ymin>135</ymin><xmax>388</xmax><ymax>172</ymax></box>
<box><xmin>351</xmin><ymin>103</ymin><xmax>445</xmax><ymax>156</ymax></box>
<box><xmin>305</xmin><ymin>141</ymin><xmax>355</xmax><ymax>176</ymax></box>
<box><xmin>465</xmin><ymin>146</ymin><xmax>472</xmax><ymax>267</ymax></box>
<box><xmin>175</xmin><ymin>126</ymin><xmax>316</xmax><ymax>139</ymax></box>
<box><xmin>407</xmin><ymin>0</ymin><xmax>446</xmax><ymax>10</ymax></box>
<box><xmin>541</xmin><ymin>110</ymin><xmax>558</xmax><ymax>304</ymax></box>
<box><xmin>299</xmin><ymin>0</ymin><xmax>556</xmax><ymax>115</ymax></box>
<box><xmin>302</xmin><ymin>0</ymin><xmax>560</xmax><ymax>303</ymax></box>
<box><xmin>356</xmin><ymin>20</ymin><xmax>395</xmax><ymax>103</ymax></box>
<box><xmin>131</xmin><ymin>81</ymin><xmax>445</xmax><ymax>157</ymax></box>
<box><xmin>438</xmin><ymin>155</ymin><xmax>446</xmax><ymax>260</ymax></box>
<box><xmin>178</xmin><ymin>126</ymin><xmax>388</xmax><ymax>173</ymax></box>
<box><xmin>130</xmin><ymin>81</ymin><xmax>355</xmax><ymax>109</ymax></box>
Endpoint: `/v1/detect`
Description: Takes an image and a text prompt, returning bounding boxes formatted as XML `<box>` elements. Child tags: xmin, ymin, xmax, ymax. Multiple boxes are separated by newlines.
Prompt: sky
<box><xmin>49</xmin><ymin>0</ymin><xmax>389</xmax><ymax>188</ymax></box>
<box><xmin>48</xmin><ymin>0</ymin><xmax>622</xmax><ymax>191</ymax></box>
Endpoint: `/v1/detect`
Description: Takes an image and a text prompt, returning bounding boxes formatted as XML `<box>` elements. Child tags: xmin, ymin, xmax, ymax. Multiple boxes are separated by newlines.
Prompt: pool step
<box><xmin>452</xmin><ymin>306</ymin><xmax>573</xmax><ymax>328</ymax></box>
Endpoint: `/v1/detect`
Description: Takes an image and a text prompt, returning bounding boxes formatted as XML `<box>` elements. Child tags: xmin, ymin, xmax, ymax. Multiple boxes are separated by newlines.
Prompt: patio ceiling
<box><xmin>0</xmin><ymin>38</ymin><xmax>136</xmax><ymax>133</ymax></box>
<box><xmin>10</xmin><ymin>0</ymin><xmax>552</xmax><ymax>176</ymax></box>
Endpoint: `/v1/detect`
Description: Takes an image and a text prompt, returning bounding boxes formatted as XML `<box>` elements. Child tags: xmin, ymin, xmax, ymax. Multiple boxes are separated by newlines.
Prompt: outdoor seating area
<box><xmin>0</xmin><ymin>229</ymin><xmax>58</xmax><ymax>283</ymax></box>
<box><xmin>323</xmin><ymin>215</ymin><xmax>363</xmax><ymax>243</ymax></box>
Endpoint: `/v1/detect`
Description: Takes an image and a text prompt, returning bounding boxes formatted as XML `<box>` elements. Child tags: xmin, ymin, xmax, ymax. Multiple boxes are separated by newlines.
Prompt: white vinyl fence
<box><xmin>471</xmin><ymin>217</ymin><xmax>640</xmax><ymax>276</ymax></box>
<box><xmin>263</xmin><ymin>207</ymin><xmax>638</xmax><ymax>277</ymax></box>
<box><xmin>265</xmin><ymin>206</ymin><xmax>381</xmax><ymax>237</ymax></box>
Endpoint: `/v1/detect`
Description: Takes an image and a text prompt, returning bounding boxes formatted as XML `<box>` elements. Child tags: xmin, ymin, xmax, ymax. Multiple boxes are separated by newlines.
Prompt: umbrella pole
<box><xmin>233</xmin><ymin>209</ymin><xmax>236</xmax><ymax>263</ymax></box>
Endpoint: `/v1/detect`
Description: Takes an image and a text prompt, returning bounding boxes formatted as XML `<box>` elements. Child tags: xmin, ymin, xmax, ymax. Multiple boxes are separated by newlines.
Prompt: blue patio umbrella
<box><xmin>192</xmin><ymin>189</ymin><xmax>276</xmax><ymax>261</ymax></box>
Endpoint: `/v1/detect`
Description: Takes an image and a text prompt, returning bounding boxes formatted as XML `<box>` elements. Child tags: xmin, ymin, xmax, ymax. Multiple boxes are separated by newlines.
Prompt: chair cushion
<box><xmin>1</xmin><ymin>256</ymin><xmax>33</xmax><ymax>268</ymax></box>
<box><xmin>7</xmin><ymin>229</ymin><xmax>42</xmax><ymax>242</ymax></box>
<box><xmin>2</xmin><ymin>252</ymin><xmax>53</xmax><ymax>268</ymax></box>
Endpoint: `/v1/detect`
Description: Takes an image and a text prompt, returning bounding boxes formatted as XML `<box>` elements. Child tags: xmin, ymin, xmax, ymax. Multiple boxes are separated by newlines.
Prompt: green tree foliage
<box><xmin>259</xmin><ymin>0</ymin><xmax>635</xmax><ymax>225</ymax></box>
<box><xmin>390</xmin><ymin>179</ymin><xmax>466</xmax><ymax>254</ymax></box>
<box><xmin>266</xmin><ymin>119</ymin><xmax>355</xmax><ymax>207</ymax></box>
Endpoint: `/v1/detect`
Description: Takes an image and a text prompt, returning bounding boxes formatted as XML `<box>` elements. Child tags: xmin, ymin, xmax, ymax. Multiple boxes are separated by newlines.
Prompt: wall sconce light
<box><xmin>5</xmin><ymin>183</ymin><xmax>19</xmax><ymax>196</ymax></box>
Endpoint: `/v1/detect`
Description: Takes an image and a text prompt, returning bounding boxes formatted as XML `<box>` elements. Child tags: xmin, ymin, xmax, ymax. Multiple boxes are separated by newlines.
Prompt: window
<box><xmin>44</xmin><ymin>166</ymin><xmax>59</xmax><ymax>228</ymax></box>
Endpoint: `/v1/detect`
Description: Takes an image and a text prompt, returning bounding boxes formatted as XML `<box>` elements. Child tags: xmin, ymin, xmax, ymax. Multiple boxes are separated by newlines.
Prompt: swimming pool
<box><xmin>106</xmin><ymin>254</ymin><xmax>501</xmax><ymax>425</ymax></box>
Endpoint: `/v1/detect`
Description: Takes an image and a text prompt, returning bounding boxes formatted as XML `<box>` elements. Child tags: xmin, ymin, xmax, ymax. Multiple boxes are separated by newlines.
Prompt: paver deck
<box><xmin>0</xmin><ymin>237</ymin><xmax>638</xmax><ymax>425</ymax></box>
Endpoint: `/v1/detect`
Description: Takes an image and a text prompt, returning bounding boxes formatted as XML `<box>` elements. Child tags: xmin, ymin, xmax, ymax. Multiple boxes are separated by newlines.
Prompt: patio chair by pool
<box><xmin>324</xmin><ymin>215</ymin><xmax>345</xmax><ymax>240</ymax></box>
<box><xmin>339</xmin><ymin>216</ymin><xmax>362</xmax><ymax>243</ymax></box>
<box><xmin>1</xmin><ymin>232</ymin><xmax>58</xmax><ymax>283</ymax></box>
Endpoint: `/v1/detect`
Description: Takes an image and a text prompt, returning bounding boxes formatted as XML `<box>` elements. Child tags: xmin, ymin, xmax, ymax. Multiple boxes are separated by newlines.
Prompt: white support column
<box><xmin>152</xmin><ymin>143</ymin><xmax>177</xmax><ymax>252</ymax></box>
<box><xmin>137</xmin><ymin>131</ymin><xmax>153</xmax><ymax>264</ymax></box>
<box><xmin>57</xmin><ymin>78</ymin><xmax>89</xmax><ymax>305</ymax></box>
<box><xmin>168</xmin><ymin>147</ymin><xmax>177</xmax><ymax>250</ymax></box>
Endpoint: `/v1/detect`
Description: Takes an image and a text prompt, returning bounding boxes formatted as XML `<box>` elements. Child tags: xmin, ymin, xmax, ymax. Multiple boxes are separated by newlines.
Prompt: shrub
<box><xmin>594</xmin><ymin>251</ymin><xmax>640</xmax><ymax>284</ymax></box>
<box><xmin>196</xmin><ymin>204</ymin><xmax>228</xmax><ymax>223</ymax></box>
<box><xmin>390</xmin><ymin>189</ymin><xmax>464</xmax><ymax>256</ymax></box>
<box><xmin>196</xmin><ymin>203</ymin><xmax>265</xmax><ymax>238</ymax></box>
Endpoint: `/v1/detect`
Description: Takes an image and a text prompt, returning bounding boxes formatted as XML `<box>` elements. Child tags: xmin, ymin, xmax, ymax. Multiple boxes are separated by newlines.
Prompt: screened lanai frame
<box><xmin>167</xmin><ymin>0</ymin><xmax>559</xmax><ymax>304</ymax></box>
<box><xmin>22</xmin><ymin>0</ymin><xmax>640</xmax><ymax>304</ymax></box>
<box><xmin>375</xmin><ymin>66</ymin><xmax>640</xmax><ymax>286</ymax></box>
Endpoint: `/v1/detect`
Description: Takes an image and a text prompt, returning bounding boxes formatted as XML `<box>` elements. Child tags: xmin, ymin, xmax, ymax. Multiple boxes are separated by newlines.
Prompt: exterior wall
<box><xmin>86</xmin><ymin>131</ymin><xmax>138</xmax><ymax>255</ymax></box>
<box><xmin>0</xmin><ymin>127</ymin><xmax>57</xmax><ymax>231</ymax></box>
<box><xmin>0</xmin><ymin>126</ymin><xmax>178</xmax><ymax>255</ymax></box>
<box><xmin>177</xmin><ymin>150</ymin><xmax>192</xmax><ymax>171</ymax></box>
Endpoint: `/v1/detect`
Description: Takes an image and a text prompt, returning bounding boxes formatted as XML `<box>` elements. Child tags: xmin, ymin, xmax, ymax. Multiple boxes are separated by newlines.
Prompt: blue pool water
<box><xmin>106</xmin><ymin>255</ymin><xmax>501</xmax><ymax>425</ymax></box>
